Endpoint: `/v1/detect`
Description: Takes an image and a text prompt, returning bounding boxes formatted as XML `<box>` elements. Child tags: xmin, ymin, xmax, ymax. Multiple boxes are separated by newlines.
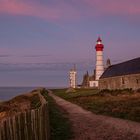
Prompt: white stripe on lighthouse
<box><xmin>95</xmin><ymin>46</ymin><xmax>104</xmax><ymax>80</ymax></box>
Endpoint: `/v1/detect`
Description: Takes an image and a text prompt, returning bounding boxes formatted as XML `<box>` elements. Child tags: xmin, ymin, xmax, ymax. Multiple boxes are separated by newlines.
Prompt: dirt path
<box><xmin>48</xmin><ymin>91</ymin><xmax>140</xmax><ymax>140</ymax></box>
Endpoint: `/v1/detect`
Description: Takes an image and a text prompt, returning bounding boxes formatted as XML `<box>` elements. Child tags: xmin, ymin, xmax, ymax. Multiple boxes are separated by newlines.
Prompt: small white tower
<box><xmin>95</xmin><ymin>37</ymin><xmax>104</xmax><ymax>81</ymax></box>
<box><xmin>69</xmin><ymin>65</ymin><xmax>77</xmax><ymax>88</ymax></box>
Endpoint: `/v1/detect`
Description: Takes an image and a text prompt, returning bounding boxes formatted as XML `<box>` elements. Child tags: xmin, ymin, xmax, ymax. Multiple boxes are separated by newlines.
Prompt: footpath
<box><xmin>49</xmin><ymin>91</ymin><xmax>140</xmax><ymax>140</ymax></box>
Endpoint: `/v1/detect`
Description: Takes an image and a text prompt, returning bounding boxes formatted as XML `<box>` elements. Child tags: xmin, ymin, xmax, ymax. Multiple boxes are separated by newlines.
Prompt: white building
<box><xmin>69</xmin><ymin>66</ymin><xmax>77</xmax><ymax>88</ymax></box>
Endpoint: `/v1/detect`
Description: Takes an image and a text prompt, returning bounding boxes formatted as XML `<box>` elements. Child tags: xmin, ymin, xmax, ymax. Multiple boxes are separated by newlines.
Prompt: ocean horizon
<box><xmin>0</xmin><ymin>86</ymin><xmax>66</xmax><ymax>101</ymax></box>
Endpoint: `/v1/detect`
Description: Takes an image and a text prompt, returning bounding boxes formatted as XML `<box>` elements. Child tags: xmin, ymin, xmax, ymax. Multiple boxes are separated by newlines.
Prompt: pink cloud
<box><xmin>0</xmin><ymin>0</ymin><xmax>140</xmax><ymax>21</ymax></box>
<box><xmin>0</xmin><ymin>0</ymin><xmax>81</xmax><ymax>21</ymax></box>
<box><xmin>82</xmin><ymin>0</ymin><xmax>140</xmax><ymax>16</ymax></box>
<box><xmin>0</xmin><ymin>0</ymin><xmax>61</xmax><ymax>20</ymax></box>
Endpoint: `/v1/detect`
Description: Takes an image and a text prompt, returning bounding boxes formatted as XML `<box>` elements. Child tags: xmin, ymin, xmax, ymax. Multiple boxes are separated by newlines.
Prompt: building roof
<box><xmin>100</xmin><ymin>57</ymin><xmax>140</xmax><ymax>79</ymax></box>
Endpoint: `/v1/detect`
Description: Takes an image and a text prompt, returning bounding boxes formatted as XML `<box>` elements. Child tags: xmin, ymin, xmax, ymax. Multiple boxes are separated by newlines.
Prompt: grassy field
<box><xmin>51</xmin><ymin>88</ymin><xmax>99</xmax><ymax>99</ymax></box>
<box><xmin>42</xmin><ymin>91</ymin><xmax>73</xmax><ymax>140</ymax></box>
<box><xmin>52</xmin><ymin>88</ymin><xmax>140</xmax><ymax>123</ymax></box>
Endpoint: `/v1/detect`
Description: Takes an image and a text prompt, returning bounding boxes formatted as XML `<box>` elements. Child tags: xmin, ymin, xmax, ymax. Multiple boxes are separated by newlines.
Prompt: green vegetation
<box><xmin>42</xmin><ymin>90</ymin><xmax>73</xmax><ymax>140</ymax></box>
<box><xmin>52</xmin><ymin>88</ymin><xmax>99</xmax><ymax>99</ymax></box>
<box><xmin>52</xmin><ymin>88</ymin><xmax>140</xmax><ymax>122</ymax></box>
<box><xmin>30</xmin><ymin>94</ymin><xmax>41</xmax><ymax>109</ymax></box>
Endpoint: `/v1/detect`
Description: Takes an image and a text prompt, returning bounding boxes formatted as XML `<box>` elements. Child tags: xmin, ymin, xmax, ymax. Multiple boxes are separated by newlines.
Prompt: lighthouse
<box><xmin>82</xmin><ymin>37</ymin><xmax>105</xmax><ymax>88</ymax></box>
<box><xmin>69</xmin><ymin>65</ymin><xmax>77</xmax><ymax>88</ymax></box>
<box><xmin>95</xmin><ymin>37</ymin><xmax>104</xmax><ymax>81</ymax></box>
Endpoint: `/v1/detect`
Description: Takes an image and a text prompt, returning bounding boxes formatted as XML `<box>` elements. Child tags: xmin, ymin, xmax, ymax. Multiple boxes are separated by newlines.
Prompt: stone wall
<box><xmin>99</xmin><ymin>73</ymin><xmax>140</xmax><ymax>90</ymax></box>
<box><xmin>0</xmin><ymin>88</ymin><xmax>50</xmax><ymax>140</ymax></box>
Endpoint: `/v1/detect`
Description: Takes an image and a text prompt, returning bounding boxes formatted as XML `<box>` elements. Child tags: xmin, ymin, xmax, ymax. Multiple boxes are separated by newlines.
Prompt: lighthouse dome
<box><xmin>95</xmin><ymin>37</ymin><xmax>104</xmax><ymax>51</ymax></box>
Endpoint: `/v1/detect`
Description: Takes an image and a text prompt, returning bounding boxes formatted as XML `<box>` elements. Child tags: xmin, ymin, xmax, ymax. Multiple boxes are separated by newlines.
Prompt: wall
<box><xmin>99</xmin><ymin>73</ymin><xmax>140</xmax><ymax>90</ymax></box>
<box><xmin>0</xmin><ymin>89</ymin><xmax>50</xmax><ymax>140</ymax></box>
<box><xmin>89</xmin><ymin>80</ymin><xmax>98</xmax><ymax>87</ymax></box>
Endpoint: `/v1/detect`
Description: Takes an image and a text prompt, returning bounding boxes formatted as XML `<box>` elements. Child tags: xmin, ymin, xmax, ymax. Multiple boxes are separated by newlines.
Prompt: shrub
<box><xmin>98</xmin><ymin>88</ymin><xmax>134</xmax><ymax>96</ymax></box>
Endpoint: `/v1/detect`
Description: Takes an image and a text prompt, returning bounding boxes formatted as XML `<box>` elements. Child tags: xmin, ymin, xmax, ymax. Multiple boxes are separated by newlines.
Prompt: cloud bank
<box><xmin>0</xmin><ymin>0</ymin><xmax>140</xmax><ymax>21</ymax></box>
<box><xmin>0</xmin><ymin>0</ymin><xmax>80</xmax><ymax>21</ymax></box>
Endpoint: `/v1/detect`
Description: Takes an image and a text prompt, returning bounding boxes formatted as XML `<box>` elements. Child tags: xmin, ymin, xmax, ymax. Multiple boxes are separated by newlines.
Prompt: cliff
<box><xmin>0</xmin><ymin>88</ymin><xmax>50</xmax><ymax>140</ymax></box>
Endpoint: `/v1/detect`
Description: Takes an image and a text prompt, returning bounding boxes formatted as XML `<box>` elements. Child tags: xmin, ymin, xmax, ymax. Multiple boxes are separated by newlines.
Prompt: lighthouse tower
<box><xmin>95</xmin><ymin>37</ymin><xmax>104</xmax><ymax>81</ymax></box>
<box><xmin>69</xmin><ymin>65</ymin><xmax>77</xmax><ymax>88</ymax></box>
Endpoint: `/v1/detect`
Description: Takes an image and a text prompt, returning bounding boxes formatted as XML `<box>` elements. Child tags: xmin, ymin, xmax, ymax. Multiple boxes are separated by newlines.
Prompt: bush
<box><xmin>30</xmin><ymin>94</ymin><xmax>41</xmax><ymax>109</ymax></box>
<box><xmin>98</xmin><ymin>89</ymin><xmax>134</xmax><ymax>96</ymax></box>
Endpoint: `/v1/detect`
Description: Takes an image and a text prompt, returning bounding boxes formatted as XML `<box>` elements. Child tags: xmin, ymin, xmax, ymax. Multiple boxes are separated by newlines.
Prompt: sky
<box><xmin>0</xmin><ymin>0</ymin><xmax>140</xmax><ymax>87</ymax></box>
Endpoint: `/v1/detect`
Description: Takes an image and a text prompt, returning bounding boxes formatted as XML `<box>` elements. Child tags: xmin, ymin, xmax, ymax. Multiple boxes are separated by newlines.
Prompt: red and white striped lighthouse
<box><xmin>95</xmin><ymin>37</ymin><xmax>104</xmax><ymax>81</ymax></box>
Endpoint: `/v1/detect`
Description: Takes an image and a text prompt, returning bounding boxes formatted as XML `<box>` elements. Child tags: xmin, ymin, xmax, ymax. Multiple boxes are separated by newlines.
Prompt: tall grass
<box><xmin>52</xmin><ymin>88</ymin><xmax>140</xmax><ymax>123</ymax></box>
<box><xmin>42</xmin><ymin>91</ymin><xmax>73</xmax><ymax>140</ymax></box>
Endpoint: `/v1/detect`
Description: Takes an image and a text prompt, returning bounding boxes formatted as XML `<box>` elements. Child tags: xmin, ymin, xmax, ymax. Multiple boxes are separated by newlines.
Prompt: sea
<box><xmin>0</xmin><ymin>87</ymin><xmax>37</xmax><ymax>101</ymax></box>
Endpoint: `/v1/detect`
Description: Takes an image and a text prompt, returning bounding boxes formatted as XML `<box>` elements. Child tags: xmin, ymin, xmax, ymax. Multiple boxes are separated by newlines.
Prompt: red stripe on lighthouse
<box><xmin>95</xmin><ymin>44</ymin><xmax>104</xmax><ymax>51</ymax></box>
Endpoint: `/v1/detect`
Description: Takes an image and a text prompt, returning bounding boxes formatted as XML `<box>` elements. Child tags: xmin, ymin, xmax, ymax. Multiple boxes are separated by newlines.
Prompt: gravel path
<box><xmin>48</xmin><ymin>91</ymin><xmax>140</xmax><ymax>140</ymax></box>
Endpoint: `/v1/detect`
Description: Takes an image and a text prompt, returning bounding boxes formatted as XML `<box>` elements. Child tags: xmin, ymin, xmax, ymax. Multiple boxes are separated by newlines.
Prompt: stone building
<box><xmin>99</xmin><ymin>57</ymin><xmax>140</xmax><ymax>90</ymax></box>
<box><xmin>82</xmin><ymin>71</ymin><xmax>96</xmax><ymax>88</ymax></box>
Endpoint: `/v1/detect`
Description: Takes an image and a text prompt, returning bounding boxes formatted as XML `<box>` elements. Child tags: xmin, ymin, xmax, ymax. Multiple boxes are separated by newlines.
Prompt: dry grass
<box><xmin>0</xmin><ymin>89</ymin><xmax>43</xmax><ymax>121</ymax></box>
<box><xmin>53</xmin><ymin>88</ymin><xmax>140</xmax><ymax>122</ymax></box>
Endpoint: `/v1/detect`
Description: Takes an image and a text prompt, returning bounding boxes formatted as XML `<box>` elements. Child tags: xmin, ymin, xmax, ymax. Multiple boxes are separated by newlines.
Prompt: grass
<box><xmin>52</xmin><ymin>88</ymin><xmax>140</xmax><ymax>123</ymax></box>
<box><xmin>42</xmin><ymin>90</ymin><xmax>73</xmax><ymax>140</ymax></box>
<box><xmin>51</xmin><ymin>88</ymin><xmax>99</xmax><ymax>99</ymax></box>
<box><xmin>30</xmin><ymin>94</ymin><xmax>41</xmax><ymax>109</ymax></box>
